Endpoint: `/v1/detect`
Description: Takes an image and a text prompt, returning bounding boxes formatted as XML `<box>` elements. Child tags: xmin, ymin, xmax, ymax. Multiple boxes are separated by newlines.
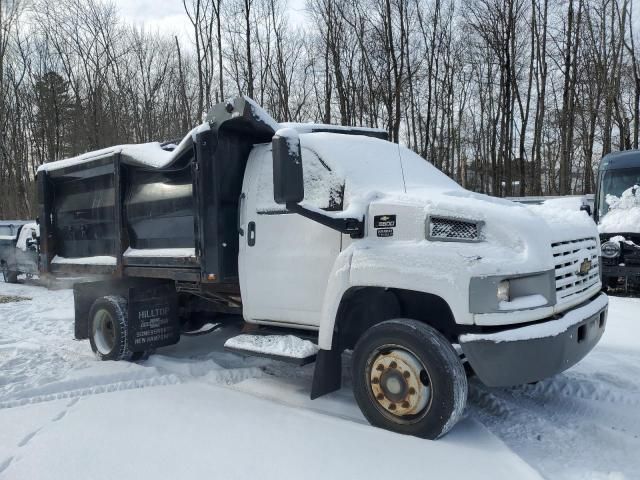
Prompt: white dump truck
<box><xmin>37</xmin><ymin>97</ymin><xmax>607</xmax><ymax>439</ymax></box>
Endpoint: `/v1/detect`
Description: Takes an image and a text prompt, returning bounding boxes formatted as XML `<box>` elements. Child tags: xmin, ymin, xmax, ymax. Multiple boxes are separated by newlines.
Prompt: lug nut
<box><xmin>377</xmin><ymin>393</ymin><xmax>384</xmax><ymax>400</ymax></box>
<box><xmin>372</xmin><ymin>377</ymin><xmax>379</xmax><ymax>384</ymax></box>
<box><xmin>389</xmin><ymin>361</ymin><xmax>397</xmax><ymax>369</ymax></box>
<box><xmin>389</xmin><ymin>403</ymin><xmax>396</xmax><ymax>411</ymax></box>
<box><xmin>402</xmin><ymin>401</ymin><xmax>410</xmax><ymax>408</ymax></box>
<box><xmin>403</xmin><ymin>371</ymin><xmax>410</xmax><ymax>378</ymax></box>
<box><xmin>376</xmin><ymin>364</ymin><xmax>385</xmax><ymax>371</ymax></box>
<box><xmin>408</xmin><ymin>387</ymin><xmax>416</xmax><ymax>395</ymax></box>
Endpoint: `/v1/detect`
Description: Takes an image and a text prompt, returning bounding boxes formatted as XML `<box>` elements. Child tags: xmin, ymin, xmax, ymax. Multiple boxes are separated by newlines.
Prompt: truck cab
<box><xmin>37</xmin><ymin>97</ymin><xmax>608</xmax><ymax>440</ymax></box>
<box><xmin>594</xmin><ymin>150</ymin><xmax>640</xmax><ymax>291</ymax></box>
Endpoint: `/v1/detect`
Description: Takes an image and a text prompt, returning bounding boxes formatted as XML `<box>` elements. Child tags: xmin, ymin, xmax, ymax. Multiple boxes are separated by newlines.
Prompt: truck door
<box><xmin>239</xmin><ymin>145</ymin><xmax>342</xmax><ymax>327</ymax></box>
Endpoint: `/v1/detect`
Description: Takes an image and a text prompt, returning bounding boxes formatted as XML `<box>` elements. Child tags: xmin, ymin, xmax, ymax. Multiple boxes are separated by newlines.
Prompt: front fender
<box><xmin>318</xmin><ymin>241</ymin><xmax>477</xmax><ymax>350</ymax></box>
<box><xmin>318</xmin><ymin>247</ymin><xmax>354</xmax><ymax>349</ymax></box>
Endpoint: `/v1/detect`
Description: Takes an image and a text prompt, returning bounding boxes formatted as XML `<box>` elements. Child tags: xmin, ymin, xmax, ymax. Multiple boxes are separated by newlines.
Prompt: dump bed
<box><xmin>37</xmin><ymin>97</ymin><xmax>277</xmax><ymax>283</ymax></box>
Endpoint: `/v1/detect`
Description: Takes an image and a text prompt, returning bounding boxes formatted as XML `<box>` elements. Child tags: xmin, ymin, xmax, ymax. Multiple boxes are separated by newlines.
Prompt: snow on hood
<box><xmin>373</xmin><ymin>187</ymin><xmax>597</xmax><ymax>254</ymax></box>
<box><xmin>527</xmin><ymin>200</ymin><xmax>597</xmax><ymax>242</ymax></box>
<box><xmin>598</xmin><ymin>185</ymin><xmax>640</xmax><ymax>234</ymax></box>
<box><xmin>387</xmin><ymin>188</ymin><xmax>537</xmax><ymax>252</ymax></box>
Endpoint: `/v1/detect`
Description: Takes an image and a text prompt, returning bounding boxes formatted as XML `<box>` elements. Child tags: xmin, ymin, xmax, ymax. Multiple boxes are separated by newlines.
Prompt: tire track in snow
<box><xmin>0</xmin><ymin>374</ymin><xmax>182</xmax><ymax>409</ymax></box>
<box><xmin>17</xmin><ymin>428</ymin><xmax>42</xmax><ymax>447</ymax></box>
<box><xmin>0</xmin><ymin>457</ymin><xmax>13</xmax><ymax>475</ymax></box>
<box><xmin>0</xmin><ymin>359</ymin><xmax>269</xmax><ymax>410</ymax></box>
<box><xmin>467</xmin><ymin>375</ymin><xmax>640</xmax><ymax>480</ymax></box>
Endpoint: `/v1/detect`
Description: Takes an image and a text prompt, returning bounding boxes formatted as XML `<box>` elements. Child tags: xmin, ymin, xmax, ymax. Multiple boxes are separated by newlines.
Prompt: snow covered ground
<box><xmin>0</xmin><ymin>281</ymin><xmax>638</xmax><ymax>479</ymax></box>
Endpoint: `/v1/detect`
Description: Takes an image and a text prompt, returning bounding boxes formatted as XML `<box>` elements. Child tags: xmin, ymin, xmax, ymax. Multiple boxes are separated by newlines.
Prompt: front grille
<box><xmin>427</xmin><ymin>217</ymin><xmax>481</xmax><ymax>242</ymax></box>
<box><xmin>552</xmin><ymin>237</ymin><xmax>600</xmax><ymax>304</ymax></box>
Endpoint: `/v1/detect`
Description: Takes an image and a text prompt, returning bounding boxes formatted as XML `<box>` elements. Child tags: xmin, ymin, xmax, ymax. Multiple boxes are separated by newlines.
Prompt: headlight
<box><xmin>427</xmin><ymin>216</ymin><xmax>483</xmax><ymax>242</ymax></box>
<box><xmin>601</xmin><ymin>241</ymin><xmax>620</xmax><ymax>258</ymax></box>
<box><xmin>497</xmin><ymin>280</ymin><xmax>510</xmax><ymax>302</ymax></box>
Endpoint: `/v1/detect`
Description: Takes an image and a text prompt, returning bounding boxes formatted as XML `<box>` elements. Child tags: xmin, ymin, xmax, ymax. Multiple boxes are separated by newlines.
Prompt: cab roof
<box><xmin>599</xmin><ymin>150</ymin><xmax>640</xmax><ymax>171</ymax></box>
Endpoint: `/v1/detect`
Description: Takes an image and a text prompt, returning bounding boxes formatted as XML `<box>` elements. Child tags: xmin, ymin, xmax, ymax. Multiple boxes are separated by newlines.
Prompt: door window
<box><xmin>255</xmin><ymin>148</ymin><xmax>344</xmax><ymax>213</ymax></box>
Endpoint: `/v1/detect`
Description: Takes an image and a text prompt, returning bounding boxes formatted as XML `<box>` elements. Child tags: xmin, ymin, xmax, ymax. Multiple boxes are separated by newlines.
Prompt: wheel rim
<box><xmin>367</xmin><ymin>346</ymin><xmax>432</xmax><ymax>423</ymax></box>
<box><xmin>93</xmin><ymin>309</ymin><xmax>116</xmax><ymax>355</ymax></box>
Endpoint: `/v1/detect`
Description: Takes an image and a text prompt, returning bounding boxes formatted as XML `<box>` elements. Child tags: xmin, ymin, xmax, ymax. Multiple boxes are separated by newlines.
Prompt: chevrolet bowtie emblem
<box><xmin>380</xmin><ymin>216</ymin><xmax>389</xmax><ymax>221</ymax></box>
<box><xmin>578</xmin><ymin>258</ymin><xmax>592</xmax><ymax>276</ymax></box>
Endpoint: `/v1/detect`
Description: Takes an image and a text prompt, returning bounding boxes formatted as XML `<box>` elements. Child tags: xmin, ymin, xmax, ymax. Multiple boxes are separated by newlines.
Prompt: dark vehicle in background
<box><xmin>0</xmin><ymin>221</ymin><xmax>39</xmax><ymax>283</ymax></box>
<box><xmin>594</xmin><ymin>150</ymin><xmax>640</xmax><ymax>291</ymax></box>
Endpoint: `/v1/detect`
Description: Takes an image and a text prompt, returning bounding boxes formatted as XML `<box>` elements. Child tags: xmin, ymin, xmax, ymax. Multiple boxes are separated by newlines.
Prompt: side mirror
<box><xmin>272</xmin><ymin>129</ymin><xmax>304</xmax><ymax>205</ymax></box>
<box><xmin>580</xmin><ymin>204</ymin><xmax>592</xmax><ymax>216</ymax></box>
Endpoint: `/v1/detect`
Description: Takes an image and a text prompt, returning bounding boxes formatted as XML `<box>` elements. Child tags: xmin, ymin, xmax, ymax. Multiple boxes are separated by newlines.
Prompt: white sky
<box><xmin>112</xmin><ymin>0</ymin><xmax>309</xmax><ymax>43</ymax></box>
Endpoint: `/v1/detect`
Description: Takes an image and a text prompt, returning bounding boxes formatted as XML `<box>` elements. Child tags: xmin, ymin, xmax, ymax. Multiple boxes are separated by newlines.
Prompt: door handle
<box><xmin>248</xmin><ymin>221</ymin><xmax>256</xmax><ymax>247</ymax></box>
<box><xmin>238</xmin><ymin>192</ymin><xmax>246</xmax><ymax>236</ymax></box>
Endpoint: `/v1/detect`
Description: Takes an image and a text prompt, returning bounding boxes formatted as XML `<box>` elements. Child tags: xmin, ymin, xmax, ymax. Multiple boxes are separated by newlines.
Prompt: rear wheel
<box><xmin>352</xmin><ymin>319</ymin><xmax>467</xmax><ymax>439</ymax></box>
<box><xmin>89</xmin><ymin>296</ymin><xmax>134</xmax><ymax>361</ymax></box>
<box><xmin>3</xmin><ymin>270</ymin><xmax>18</xmax><ymax>283</ymax></box>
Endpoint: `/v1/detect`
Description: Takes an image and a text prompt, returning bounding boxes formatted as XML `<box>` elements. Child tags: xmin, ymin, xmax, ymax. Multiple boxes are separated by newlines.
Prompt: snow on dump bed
<box><xmin>599</xmin><ymin>185</ymin><xmax>640</xmax><ymax>234</ymax></box>
<box><xmin>51</xmin><ymin>255</ymin><xmax>116</xmax><ymax>266</ymax></box>
<box><xmin>460</xmin><ymin>293</ymin><xmax>608</xmax><ymax>343</ymax></box>
<box><xmin>124</xmin><ymin>247</ymin><xmax>196</xmax><ymax>258</ymax></box>
<box><xmin>37</xmin><ymin>123</ymin><xmax>210</xmax><ymax>173</ymax></box>
<box><xmin>224</xmin><ymin>334</ymin><xmax>319</xmax><ymax>359</ymax></box>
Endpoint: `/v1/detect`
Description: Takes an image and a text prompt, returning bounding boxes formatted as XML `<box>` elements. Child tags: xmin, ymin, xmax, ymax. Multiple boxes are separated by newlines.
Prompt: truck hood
<box><xmin>370</xmin><ymin>187</ymin><xmax>598</xmax><ymax>249</ymax></box>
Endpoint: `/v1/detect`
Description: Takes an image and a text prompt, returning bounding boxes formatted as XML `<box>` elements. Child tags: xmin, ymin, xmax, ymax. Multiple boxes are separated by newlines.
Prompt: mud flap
<box><xmin>127</xmin><ymin>283</ymin><xmax>180</xmax><ymax>352</ymax></box>
<box><xmin>310</xmin><ymin>348</ymin><xmax>342</xmax><ymax>399</ymax></box>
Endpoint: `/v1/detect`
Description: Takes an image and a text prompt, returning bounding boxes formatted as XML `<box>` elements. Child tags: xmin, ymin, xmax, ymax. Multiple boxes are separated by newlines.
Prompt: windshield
<box><xmin>597</xmin><ymin>168</ymin><xmax>640</xmax><ymax>218</ymax></box>
<box><xmin>300</xmin><ymin>132</ymin><xmax>460</xmax><ymax>198</ymax></box>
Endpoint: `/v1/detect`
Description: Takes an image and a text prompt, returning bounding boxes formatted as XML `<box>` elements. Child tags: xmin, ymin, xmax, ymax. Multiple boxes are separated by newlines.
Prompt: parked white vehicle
<box><xmin>0</xmin><ymin>221</ymin><xmax>39</xmax><ymax>282</ymax></box>
<box><xmin>38</xmin><ymin>97</ymin><xmax>607</xmax><ymax>439</ymax></box>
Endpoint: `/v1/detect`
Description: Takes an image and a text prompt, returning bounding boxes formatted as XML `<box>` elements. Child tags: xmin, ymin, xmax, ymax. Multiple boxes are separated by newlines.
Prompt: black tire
<box><xmin>88</xmin><ymin>296</ymin><xmax>134</xmax><ymax>361</ymax></box>
<box><xmin>4</xmin><ymin>271</ymin><xmax>19</xmax><ymax>283</ymax></box>
<box><xmin>352</xmin><ymin>319</ymin><xmax>467</xmax><ymax>439</ymax></box>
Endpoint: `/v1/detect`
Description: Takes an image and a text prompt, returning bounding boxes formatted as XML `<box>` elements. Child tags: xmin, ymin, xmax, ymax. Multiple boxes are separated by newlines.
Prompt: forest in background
<box><xmin>1</xmin><ymin>0</ymin><xmax>639</xmax><ymax>218</ymax></box>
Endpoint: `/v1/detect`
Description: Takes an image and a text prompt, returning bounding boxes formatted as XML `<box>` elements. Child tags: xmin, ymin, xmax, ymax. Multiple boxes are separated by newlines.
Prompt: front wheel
<box><xmin>352</xmin><ymin>319</ymin><xmax>467</xmax><ymax>439</ymax></box>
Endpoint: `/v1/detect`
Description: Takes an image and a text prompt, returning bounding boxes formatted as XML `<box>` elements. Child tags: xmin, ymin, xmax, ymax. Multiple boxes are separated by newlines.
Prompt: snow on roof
<box><xmin>281</xmin><ymin>122</ymin><xmax>387</xmax><ymax>137</ymax></box>
<box><xmin>37</xmin><ymin>123</ymin><xmax>210</xmax><ymax>173</ymax></box>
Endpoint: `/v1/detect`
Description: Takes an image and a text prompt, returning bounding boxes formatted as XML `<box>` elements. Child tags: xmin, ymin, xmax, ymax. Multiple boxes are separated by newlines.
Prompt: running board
<box><xmin>224</xmin><ymin>333</ymin><xmax>318</xmax><ymax>366</ymax></box>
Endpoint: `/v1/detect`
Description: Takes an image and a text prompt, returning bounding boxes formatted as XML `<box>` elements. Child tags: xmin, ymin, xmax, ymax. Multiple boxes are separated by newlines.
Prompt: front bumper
<box><xmin>602</xmin><ymin>264</ymin><xmax>640</xmax><ymax>281</ymax></box>
<box><xmin>458</xmin><ymin>293</ymin><xmax>608</xmax><ymax>387</ymax></box>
